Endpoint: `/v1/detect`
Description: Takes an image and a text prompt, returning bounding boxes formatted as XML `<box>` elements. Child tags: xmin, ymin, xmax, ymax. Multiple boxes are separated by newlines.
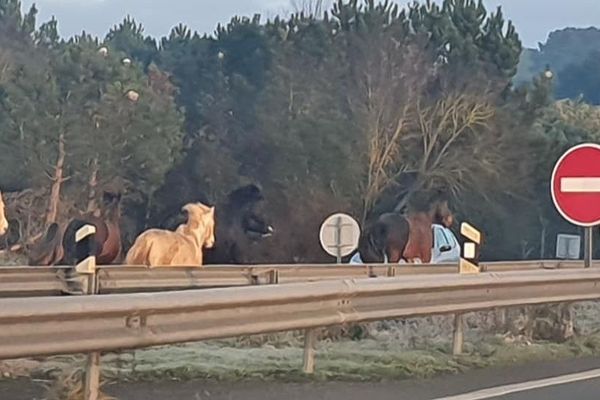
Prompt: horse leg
<box><xmin>387</xmin><ymin>247</ymin><xmax>402</xmax><ymax>264</ymax></box>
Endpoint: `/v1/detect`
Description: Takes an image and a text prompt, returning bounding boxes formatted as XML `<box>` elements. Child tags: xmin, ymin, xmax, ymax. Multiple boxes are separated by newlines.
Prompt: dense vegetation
<box><xmin>0</xmin><ymin>0</ymin><xmax>597</xmax><ymax>263</ymax></box>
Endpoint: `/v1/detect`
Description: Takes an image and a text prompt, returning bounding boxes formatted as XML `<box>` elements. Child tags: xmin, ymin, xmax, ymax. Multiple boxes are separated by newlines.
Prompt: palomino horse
<box><xmin>0</xmin><ymin>191</ymin><xmax>8</xmax><ymax>236</ymax></box>
<box><xmin>125</xmin><ymin>202</ymin><xmax>215</xmax><ymax>267</ymax></box>
<box><xmin>355</xmin><ymin>196</ymin><xmax>453</xmax><ymax>264</ymax></box>
<box><xmin>29</xmin><ymin>191</ymin><xmax>123</xmax><ymax>266</ymax></box>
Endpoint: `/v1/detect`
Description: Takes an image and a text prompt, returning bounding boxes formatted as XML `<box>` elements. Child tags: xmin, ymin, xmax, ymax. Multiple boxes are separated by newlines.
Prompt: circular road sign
<box><xmin>319</xmin><ymin>213</ymin><xmax>361</xmax><ymax>260</ymax></box>
<box><xmin>551</xmin><ymin>143</ymin><xmax>600</xmax><ymax>227</ymax></box>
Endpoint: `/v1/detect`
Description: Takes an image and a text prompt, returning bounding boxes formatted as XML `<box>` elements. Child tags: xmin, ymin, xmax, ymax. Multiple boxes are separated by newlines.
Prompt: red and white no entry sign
<box><xmin>551</xmin><ymin>143</ymin><xmax>600</xmax><ymax>227</ymax></box>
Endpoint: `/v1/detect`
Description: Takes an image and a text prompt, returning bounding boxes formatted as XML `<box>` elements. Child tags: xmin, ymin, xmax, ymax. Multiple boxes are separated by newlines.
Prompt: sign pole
<box><xmin>335</xmin><ymin>216</ymin><xmax>342</xmax><ymax>264</ymax></box>
<box><xmin>584</xmin><ymin>227</ymin><xmax>593</xmax><ymax>268</ymax></box>
<box><xmin>550</xmin><ymin>143</ymin><xmax>600</xmax><ymax>268</ymax></box>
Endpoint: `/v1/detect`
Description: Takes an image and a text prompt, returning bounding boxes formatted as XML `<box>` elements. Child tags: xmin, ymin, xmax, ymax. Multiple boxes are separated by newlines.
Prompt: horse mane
<box><xmin>225</xmin><ymin>184</ymin><xmax>264</xmax><ymax>210</ymax></box>
<box><xmin>0</xmin><ymin>190</ymin><xmax>7</xmax><ymax>236</ymax></box>
<box><xmin>358</xmin><ymin>220</ymin><xmax>388</xmax><ymax>263</ymax></box>
<box><xmin>176</xmin><ymin>203</ymin><xmax>215</xmax><ymax>247</ymax></box>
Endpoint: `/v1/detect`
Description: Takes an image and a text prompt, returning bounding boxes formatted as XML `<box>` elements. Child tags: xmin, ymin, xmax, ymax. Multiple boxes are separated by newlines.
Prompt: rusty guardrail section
<box><xmin>0</xmin><ymin>268</ymin><xmax>599</xmax><ymax>360</ymax></box>
<box><xmin>0</xmin><ymin>260</ymin><xmax>585</xmax><ymax>297</ymax></box>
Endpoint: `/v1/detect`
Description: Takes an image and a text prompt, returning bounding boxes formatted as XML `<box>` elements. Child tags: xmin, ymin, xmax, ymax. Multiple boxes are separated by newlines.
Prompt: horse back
<box><xmin>126</xmin><ymin>229</ymin><xmax>201</xmax><ymax>267</ymax></box>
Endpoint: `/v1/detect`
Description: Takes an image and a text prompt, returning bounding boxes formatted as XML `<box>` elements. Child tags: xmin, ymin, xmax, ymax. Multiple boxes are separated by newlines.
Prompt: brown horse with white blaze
<box><xmin>29</xmin><ymin>191</ymin><xmax>123</xmax><ymax>266</ymax></box>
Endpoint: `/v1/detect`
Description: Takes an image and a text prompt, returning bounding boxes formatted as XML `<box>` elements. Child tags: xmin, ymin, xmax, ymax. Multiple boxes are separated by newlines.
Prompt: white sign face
<box><xmin>556</xmin><ymin>234</ymin><xmax>581</xmax><ymax>260</ymax></box>
<box><xmin>319</xmin><ymin>213</ymin><xmax>361</xmax><ymax>259</ymax></box>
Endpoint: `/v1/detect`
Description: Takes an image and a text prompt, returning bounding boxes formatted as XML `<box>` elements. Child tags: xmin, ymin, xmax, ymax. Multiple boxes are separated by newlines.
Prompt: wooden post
<box><xmin>303</xmin><ymin>328</ymin><xmax>317</xmax><ymax>374</ymax></box>
<box><xmin>75</xmin><ymin>225</ymin><xmax>100</xmax><ymax>400</ymax></box>
<box><xmin>452</xmin><ymin>313</ymin><xmax>464</xmax><ymax>356</ymax></box>
<box><xmin>84</xmin><ymin>352</ymin><xmax>101</xmax><ymax>400</ymax></box>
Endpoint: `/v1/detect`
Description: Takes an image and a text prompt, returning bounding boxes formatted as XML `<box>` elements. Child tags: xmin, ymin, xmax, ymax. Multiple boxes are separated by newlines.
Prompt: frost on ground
<box><xmin>2</xmin><ymin>302</ymin><xmax>600</xmax><ymax>383</ymax></box>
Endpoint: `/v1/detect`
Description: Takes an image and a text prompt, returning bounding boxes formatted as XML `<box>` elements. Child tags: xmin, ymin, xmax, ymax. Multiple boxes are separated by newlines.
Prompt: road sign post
<box><xmin>585</xmin><ymin>227</ymin><xmax>593</xmax><ymax>268</ymax></box>
<box><xmin>459</xmin><ymin>222</ymin><xmax>483</xmax><ymax>274</ymax></box>
<box><xmin>319</xmin><ymin>213</ymin><xmax>360</xmax><ymax>264</ymax></box>
<box><xmin>551</xmin><ymin>143</ymin><xmax>600</xmax><ymax>267</ymax></box>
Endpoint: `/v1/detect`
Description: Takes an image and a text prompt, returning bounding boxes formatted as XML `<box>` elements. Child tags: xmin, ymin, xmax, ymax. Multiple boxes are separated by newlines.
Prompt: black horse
<box><xmin>204</xmin><ymin>184</ymin><xmax>274</xmax><ymax>264</ymax></box>
<box><xmin>158</xmin><ymin>184</ymin><xmax>274</xmax><ymax>264</ymax></box>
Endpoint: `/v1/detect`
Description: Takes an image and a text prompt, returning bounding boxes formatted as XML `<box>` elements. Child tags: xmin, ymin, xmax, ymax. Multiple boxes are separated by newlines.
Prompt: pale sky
<box><xmin>21</xmin><ymin>0</ymin><xmax>600</xmax><ymax>48</ymax></box>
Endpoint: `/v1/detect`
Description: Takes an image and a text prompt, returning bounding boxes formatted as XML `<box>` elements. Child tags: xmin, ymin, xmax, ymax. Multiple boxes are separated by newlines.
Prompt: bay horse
<box><xmin>0</xmin><ymin>191</ymin><xmax>8</xmax><ymax>236</ymax></box>
<box><xmin>30</xmin><ymin>191</ymin><xmax>123</xmax><ymax>266</ymax></box>
<box><xmin>355</xmin><ymin>196</ymin><xmax>453</xmax><ymax>264</ymax></box>
<box><xmin>125</xmin><ymin>202</ymin><xmax>215</xmax><ymax>267</ymax></box>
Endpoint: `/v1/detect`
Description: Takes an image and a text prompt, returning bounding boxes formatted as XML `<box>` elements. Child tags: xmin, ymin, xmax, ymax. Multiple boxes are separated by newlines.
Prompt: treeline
<box><xmin>517</xmin><ymin>27</ymin><xmax>600</xmax><ymax>104</ymax></box>
<box><xmin>0</xmin><ymin>0</ymin><xmax>596</xmax><ymax>262</ymax></box>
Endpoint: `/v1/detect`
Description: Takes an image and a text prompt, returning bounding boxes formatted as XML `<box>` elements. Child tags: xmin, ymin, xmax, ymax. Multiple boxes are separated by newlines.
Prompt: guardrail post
<box><xmin>74</xmin><ymin>224</ymin><xmax>100</xmax><ymax>400</ymax></box>
<box><xmin>267</xmin><ymin>269</ymin><xmax>279</xmax><ymax>285</ymax></box>
<box><xmin>452</xmin><ymin>314</ymin><xmax>464</xmax><ymax>355</ymax></box>
<box><xmin>303</xmin><ymin>328</ymin><xmax>317</xmax><ymax>374</ymax></box>
<box><xmin>453</xmin><ymin>222</ymin><xmax>483</xmax><ymax>356</ymax></box>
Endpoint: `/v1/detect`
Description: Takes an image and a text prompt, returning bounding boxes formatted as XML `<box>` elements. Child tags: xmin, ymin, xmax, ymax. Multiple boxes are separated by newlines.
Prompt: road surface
<box><xmin>2</xmin><ymin>357</ymin><xmax>600</xmax><ymax>399</ymax></box>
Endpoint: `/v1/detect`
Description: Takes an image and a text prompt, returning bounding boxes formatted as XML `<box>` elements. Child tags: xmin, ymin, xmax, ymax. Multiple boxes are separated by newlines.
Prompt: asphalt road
<box><xmin>3</xmin><ymin>357</ymin><xmax>600</xmax><ymax>400</ymax></box>
<box><xmin>494</xmin><ymin>379</ymin><xmax>600</xmax><ymax>400</ymax></box>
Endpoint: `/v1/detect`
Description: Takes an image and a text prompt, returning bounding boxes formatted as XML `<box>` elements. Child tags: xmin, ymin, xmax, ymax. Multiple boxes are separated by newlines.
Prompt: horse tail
<box><xmin>370</xmin><ymin>221</ymin><xmax>389</xmax><ymax>261</ymax></box>
<box><xmin>28</xmin><ymin>223</ymin><xmax>64</xmax><ymax>266</ymax></box>
<box><xmin>125</xmin><ymin>233</ymin><xmax>152</xmax><ymax>266</ymax></box>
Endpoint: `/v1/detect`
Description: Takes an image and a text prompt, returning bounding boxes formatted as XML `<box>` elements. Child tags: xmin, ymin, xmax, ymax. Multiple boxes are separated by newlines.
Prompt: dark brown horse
<box><xmin>356</xmin><ymin>194</ymin><xmax>453</xmax><ymax>264</ymax></box>
<box><xmin>29</xmin><ymin>191</ymin><xmax>123</xmax><ymax>266</ymax></box>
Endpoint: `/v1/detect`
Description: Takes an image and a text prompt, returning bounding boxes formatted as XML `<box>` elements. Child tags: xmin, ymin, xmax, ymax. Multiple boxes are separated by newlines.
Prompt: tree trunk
<box><xmin>45</xmin><ymin>133</ymin><xmax>65</xmax><ymax>226</ymax></box>
<box><xmin>86</xmin><ymin>157</ymin><xmax>99</xmax><ymax>213</ymax></box>
<box><xmin>539</xmin><ymin>215</ymin><xmax>547</xmax><ymax>259</ymax></box>
<box><xmin>144</xmin><ymin>195</ymin><xmax>153</xmax><ymax>230</ymax></box>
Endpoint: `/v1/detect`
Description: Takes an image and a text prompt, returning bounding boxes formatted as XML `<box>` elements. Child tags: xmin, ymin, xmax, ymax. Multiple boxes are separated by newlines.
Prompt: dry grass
<box><xmin>42</xmin><ymin>367</ymin><xmax>114</xmax><ymax>400</ymax></box>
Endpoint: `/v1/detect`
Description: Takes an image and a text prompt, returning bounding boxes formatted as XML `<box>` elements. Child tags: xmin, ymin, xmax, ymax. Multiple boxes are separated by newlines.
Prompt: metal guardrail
<box><xmin>0</xmin><ymin>268</ymin><xmax>599</xmax><ymax>360</ymax></box>
<box><xmin>0</xmin><ymin>260</ymin><xmax>585</xmax><ymax>297</ymax></box>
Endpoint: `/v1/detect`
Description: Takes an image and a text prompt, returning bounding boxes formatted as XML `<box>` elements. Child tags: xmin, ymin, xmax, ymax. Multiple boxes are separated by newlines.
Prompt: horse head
<box><xmin>430</xmin><ymin>197</ymin><xmax>453</xmax><ymax>228</ymax></box>
<box><xmin>100</xmin><ymin>190</ymin><xmax>123</xmax><ymax>220</ymax></box>
<box><xmin>181</xmin><ymin>202</ymin><xmax>216</xmax><ymax>249</ymax></box>
<box><xmin>226</xmin><ymin>184</ymin><xmax>274</xmax><ymax>240</ymax></box>
<box><xmin>409</xmin><ymin>189</ymin><xmax>453</xmax><ymax>228</ymax></box>
<box><xmin>0</xmin><ymin>191</ymin><xmax>8</xmax><ymax>236</ymax></box>
<box><xmin>102</xmin><ymin>190</ymin><xmax>122</xmax><ymax>207</ymax></box>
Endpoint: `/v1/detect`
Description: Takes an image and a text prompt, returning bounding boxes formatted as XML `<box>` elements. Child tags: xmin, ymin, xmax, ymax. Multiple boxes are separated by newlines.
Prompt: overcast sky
<box><xmin>21</xmin><ymin>0</ymin><xmax>600</xmax><ymax>48</ymax></box>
